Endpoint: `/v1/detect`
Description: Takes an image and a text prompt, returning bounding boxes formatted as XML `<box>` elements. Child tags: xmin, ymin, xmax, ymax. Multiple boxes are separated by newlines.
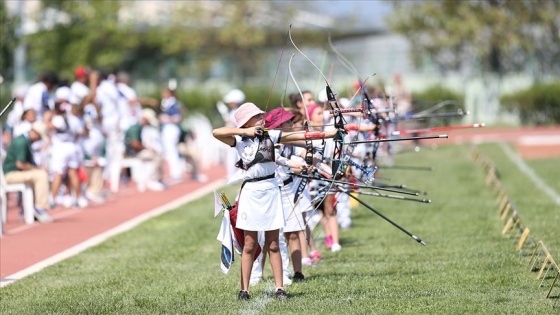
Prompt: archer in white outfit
<box><xmin>213</xmin><ymin>102</ymin><xmax>339</xmax><ymax>300</ymax></box>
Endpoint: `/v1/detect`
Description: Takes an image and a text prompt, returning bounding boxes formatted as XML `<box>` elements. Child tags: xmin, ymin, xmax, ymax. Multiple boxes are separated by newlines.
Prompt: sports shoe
<box><xmin>283</xmin><ymin>276</ymin><xmax>292</xmax><ymax>286</ymax></box>
<box><xmin>34</xmin><ymin>208</ymin><xmax>53</xmax><ymax>223</ymax></box>
<box><xmin>293</xmin><ymin>271</ymin><xmax>305</xmax><ymax>282</ymax></box>
<box><xmin>77</xmin><ymin>197</ymin><xmax>89</xmax><ymax>208</ymax></box>
<box><xmin>85</xmin><ymin>191</ymin><xmax>105</xmax><ymax>204</ymax></box>
<box><xmin>274</xmin><ymin>288</ymin><xmax>287</xmax><ymax>300</ymax></box>
<box><xmin>310</xmin><ymin>250</ymin><xmax>322</xmax><ymax>263</ymax></box>
<box><xmin>325</xmin><ymin>235</ymin><xmax>333</xmax><ymax>248</ymax></box>
<box><xmin>302</xmin><ymin>257</ymin><xmax>315</xmax><ymax>266</ymax></box>
<box><xmin>238</xmin><ymin>290</ymin><xmax>250</xmax><ymax>300</ymax></box>
<box><xmin>146</xmin><ymin>181</ymin><xmax>165</xmax><ymax>191</ymax></box>
<box><xmin>331</xmin><ymin>243</ymin><xmax>342</xmax><ymax>252</ymax></box>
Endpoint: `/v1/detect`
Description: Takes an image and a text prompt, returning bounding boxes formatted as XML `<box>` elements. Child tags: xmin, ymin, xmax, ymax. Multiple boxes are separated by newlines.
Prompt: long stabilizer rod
<box><xmin>337</xmin><ymin>185</ymin><xmax>427</xmax><ymax>246</ymax></box>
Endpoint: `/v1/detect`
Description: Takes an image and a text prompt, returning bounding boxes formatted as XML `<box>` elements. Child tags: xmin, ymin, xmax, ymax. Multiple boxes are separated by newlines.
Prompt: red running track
<box><xmin>0</xmin><ymin>165</ymin><xmax>227</xmax><ymax>281</ymax></box>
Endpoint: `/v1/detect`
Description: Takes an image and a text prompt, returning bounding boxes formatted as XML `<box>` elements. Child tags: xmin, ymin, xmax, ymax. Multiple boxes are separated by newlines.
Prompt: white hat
<box><xmin>31</xmin><ymin>121</ymin><xmax>48</xmax><ymax>140</ymax></box>
<box><xmin>339</xmin><ymin>98</ymin><xmax>350</xmax><ymax>108</ymax></box>
<box><xmin>142</xmin><ymin>108</ymin><xmax>159</xmax><ymax>127</ymax></box>
<box><xmin>223</xmin><ymin>89</ymin><xmax>245</xmax><ymax>104</ymax></box>
<box><xmin>56</xmin><ymin>86</ymin><xmax>72</xmax><ymax>102</ymax></box>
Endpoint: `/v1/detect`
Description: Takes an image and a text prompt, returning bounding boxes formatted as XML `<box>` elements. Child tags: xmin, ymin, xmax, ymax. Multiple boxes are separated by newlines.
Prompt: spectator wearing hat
<box><xmin>124</xmin><ymin>109</ymin><xmax>165</xmax><ymax>191</ymax></box>
<box><xmin>212</xmin><ymin>102</ymin><xmax>339</xmax><ymax>300</ymax></box>
<box><xmin>220</xmin><ymin>89</ymin><xmax>246</xmax><ymax>178</ymax></box>
<box><xmin>2</xmin><ymin>122</ymin><xmax>53</xmax><ymax>223</ymax></box>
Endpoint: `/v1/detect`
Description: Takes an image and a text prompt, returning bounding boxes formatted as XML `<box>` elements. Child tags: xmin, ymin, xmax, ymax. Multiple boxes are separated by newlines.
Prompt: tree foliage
<box><xmin>1</xmin><ymin>1</ymin><xmax>18</xmax><ymax>80</ymax></box>
<box><xmin>500</xmin><ymin>82</ymin><xmax>560</xmax><ymax>125</ymax></box>
<box><xmin>386</xmin><ymin>0</ymin><xmax>560</xmax><ymax>75</ymax></box>
<box><xmin>23</xmin><ymin>1</ymin><xmax>314</xmax><ymax>83</ymax></box>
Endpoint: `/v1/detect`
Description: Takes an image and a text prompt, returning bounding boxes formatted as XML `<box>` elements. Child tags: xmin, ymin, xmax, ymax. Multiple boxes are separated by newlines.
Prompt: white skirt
<box><xmin>236</xmin><ymin>178</ymin><xmax>285</xmax><ymax>232</ymax></box>
<box><xmin>280</xmin><ymin>182</ymin><xmax>306</xmax><ymax>233</ymax></box>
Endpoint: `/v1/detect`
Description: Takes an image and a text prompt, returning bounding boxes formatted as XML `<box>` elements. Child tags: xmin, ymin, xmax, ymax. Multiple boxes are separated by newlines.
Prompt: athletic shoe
<box><xmin>283</xmin><ymin>276</ymin><xmax>292</xmax><ymax>286</ymax></box>
<box><xmin>274</xmin><ymin>288</ymin><xmax>287</xmax><ymax>300</ymax></box>
<box><xmin>293</xmin><ymin>271</ymin><xmax>305</xmax><ymax>282</ymax></box>
<box><xmin>302</xmin><ymin>257</ymin><xmax>315</xmax><ymax>266</ymax></box>
<box><xmin>34</xmin><ymin>208</ymin><xmax>53</xmax><ymax>223</ymax></box>
<box><xmin>325</xmin><ymin>235</ymin><xmax>333</xmax><ymax>248</ymax></box>
<box><xmin>146</xmin><ymin>181</ymin><xmax>165</xmax><ymax>191</ymax></box>
<box><xmin>238</xmin><ymin>290</ymin><xmax>250</xmax><ymax>300</ymax></box>
<box><xmin>310</xmin><ymin>250</ymin><xmax>322</xmax><ymax>263</ymax></box>
<box><xmin>85</xmin><ymin>191</ymin><xmax>105</xmax><ymax>204</ymax></box>
<box><xmin>331</xmin><ymin>243</ymin><xmax>342</xmax><ymax>252</ymax></box>
<box><xmin>77</xmin><ymin>197</ymin><xmax>89</xmax><ymax>208</ymax></box>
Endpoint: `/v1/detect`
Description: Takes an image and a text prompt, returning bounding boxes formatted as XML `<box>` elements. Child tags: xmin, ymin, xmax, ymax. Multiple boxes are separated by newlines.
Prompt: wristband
<box><xmin>304</xmin><ymin>131</ymin><xmax>325</xmax><ymax>140</ymax></box>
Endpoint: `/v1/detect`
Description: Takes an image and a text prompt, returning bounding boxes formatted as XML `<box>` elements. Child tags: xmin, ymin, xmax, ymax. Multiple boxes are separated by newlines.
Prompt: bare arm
<box><xmin>212</xmin><ymin>126</ymin><xmax>261</xmax><ymax>146</ymax></box>
<box><xmin>279</xmin><ymin>129</ymin><xmax>338</xmax><ymax>143</ymax></box>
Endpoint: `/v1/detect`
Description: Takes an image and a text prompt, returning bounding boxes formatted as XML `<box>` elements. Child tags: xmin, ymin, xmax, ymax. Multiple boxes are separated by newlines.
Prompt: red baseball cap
<box><xmin>265</xmin><ymin>108</ymin><xmax>295</xmax><ymax>129</ymax></box>
<box><xmin>75</xmin><ymin>66</ymin><xmax>88</xmax><ymax>78</ymax></box>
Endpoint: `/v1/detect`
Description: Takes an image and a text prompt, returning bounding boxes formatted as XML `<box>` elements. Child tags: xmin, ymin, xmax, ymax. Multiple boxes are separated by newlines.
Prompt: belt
<box><xmin>282</xmin><ymin>176</ymin><xmax>294</xmax><ymax>186</ymax></box>
<box><xmin>241</xmin><ymin>174</ymin><xmax>275</xmax><ymax>190</ymax></box>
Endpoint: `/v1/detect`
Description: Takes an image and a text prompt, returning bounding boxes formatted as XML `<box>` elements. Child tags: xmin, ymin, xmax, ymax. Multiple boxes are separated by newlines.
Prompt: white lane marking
<box><xmin>499</xmin><ymin>142</ymin><xmax>560</xmax><ymax>205</ymax></box>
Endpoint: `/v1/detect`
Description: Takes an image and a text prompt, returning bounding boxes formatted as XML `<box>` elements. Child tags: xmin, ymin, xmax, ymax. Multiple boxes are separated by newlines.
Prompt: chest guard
<box><xmin>236</xmin><ymin>132</ymin><xmax>276</xmax><ymax>170</ymax></box>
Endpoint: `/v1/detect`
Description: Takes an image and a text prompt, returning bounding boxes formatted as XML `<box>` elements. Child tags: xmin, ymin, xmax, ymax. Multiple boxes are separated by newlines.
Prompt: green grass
<box><xmin>1</xmin><ymin>144</ymin><xmax>558</xmax><ymax>314</ymax></box>
<box><xmin>477</xmin><ymin>143</ymin><xmax>560</xmax><ymax>258</ymax></box>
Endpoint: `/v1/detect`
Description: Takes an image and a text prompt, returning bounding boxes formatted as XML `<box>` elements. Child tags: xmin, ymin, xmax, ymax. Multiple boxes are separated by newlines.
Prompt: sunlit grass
<box><xmin>0</xmin><ymin>144</ymin><xmax>557</xmax><ymax>314</ymax></box>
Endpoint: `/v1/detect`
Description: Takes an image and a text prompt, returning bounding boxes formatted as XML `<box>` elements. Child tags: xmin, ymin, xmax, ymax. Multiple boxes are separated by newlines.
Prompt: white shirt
<box><xmin>23</xmin><ymin>82</ymin><xmax>49</xmax><ymax>118</ymax></box>
<box><xmin>96</xmin><ymin>80</ymin><xmax>120</xmax><ymax>132</ymax></box>
<box><xmin>227</xmin><ymin>130</ymin><xmax>281</xmax><ymax>184</ymax></box>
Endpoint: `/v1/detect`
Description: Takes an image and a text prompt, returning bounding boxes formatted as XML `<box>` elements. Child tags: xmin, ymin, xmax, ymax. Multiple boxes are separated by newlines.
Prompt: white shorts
<box><xmin>50</xmin><ymin>142</ymin><xmax>80</xmax><ymax>174</ymax></box>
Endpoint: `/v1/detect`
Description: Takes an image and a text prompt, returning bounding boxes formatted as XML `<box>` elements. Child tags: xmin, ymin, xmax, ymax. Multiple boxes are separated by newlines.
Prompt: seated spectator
<box><xmin>124</xmin><ymin>109</ymin><xmax>165</xmax><ymax>191</ymax></box>
<box><xmin>2</xmin><ymin>122</ymin><xmax>53</xmax><ymax>223</ymax></box>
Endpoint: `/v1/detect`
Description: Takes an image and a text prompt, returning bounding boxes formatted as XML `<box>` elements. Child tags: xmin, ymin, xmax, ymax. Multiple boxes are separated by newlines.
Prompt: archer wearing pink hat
<box><xmin>264</xmin><ymin>108</ymin><xmax>295</xmax><ymax>130</ymax></box>
<box><xmin>234</xmin><ymin>102</ymin><xmax>265</xmax><ymax>128</ymax></box>
<box><xmin>212</xmin><ymin>101</ymin><xmax>339</xmax><ymax>301</ymax></box>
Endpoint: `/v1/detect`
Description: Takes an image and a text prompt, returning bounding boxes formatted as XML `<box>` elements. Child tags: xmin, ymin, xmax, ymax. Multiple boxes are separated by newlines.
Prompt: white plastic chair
<box><xmin>110</xmin><ymin>157</ymin><xmax>143</xmax><ymax>193</ymax></box>
<box><xmin>0</xmin><ymin>168</ymin><xmax>35</xmax><ymax>224</ymax></box>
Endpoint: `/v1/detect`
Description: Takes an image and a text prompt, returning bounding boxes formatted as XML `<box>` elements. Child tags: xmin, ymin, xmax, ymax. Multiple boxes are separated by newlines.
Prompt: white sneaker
<box><xmin>34</xmin><ymin>208</ymin><xmax>53</xmax><ymax>223</ymax></box>
<box><xmin>146</xmin><ymin>181</ymin><xmax>165</xmax><ymax>191</ymax></box>
<box><xmin>331</xmin><ymin>243</ymin><xmax>342</xmax><ymax>253</ymax></box>
<box><xmin>283</xmin><ymin>276</ymin><xmax>292</xmax><ymax>286</ymax></box>
<box><xmin>85</xmin><ymin>191</ymin><xmax>105</xmax><ymax>204</ymax></box>
<box><xmin>77</xmin><ymin>197</ymin><xmax>89</xmax><ymax>208</ymax></box>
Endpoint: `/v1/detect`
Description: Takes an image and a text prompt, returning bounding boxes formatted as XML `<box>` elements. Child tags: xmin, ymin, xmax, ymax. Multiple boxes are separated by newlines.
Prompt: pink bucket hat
<box><xmin>265</xmin><ymin>108</ymin><xmax>295</xmax><ymax>129</ymax></box>
<box><xmin>235</xmin><ymin>102</ymin><xmax>265</xmax><ymax>127</ymax></box>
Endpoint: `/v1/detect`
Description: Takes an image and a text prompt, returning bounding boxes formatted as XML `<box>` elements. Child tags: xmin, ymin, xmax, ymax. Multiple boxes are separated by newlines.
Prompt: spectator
<box><xmin>220</xmin><ymin>89</ymin><xmax>245</xmax><ymax>178</ymax></box>
<box><xmin>2</xmin><ymin>122</ymin><xmax>53</xmax><ymax>223</ymax></box>
<box><xmin>124</xmin><ymin>109</ymin><xmax>165</xmax><ymax>191</ymax></box>
<box><xmin>23</xmin><ymin>71</ymin><xmax>58</xmax><ymax>121</ymax></box>
<box><xmin>159</xmin><ymin>87</ymin><xmax>184</xmax><ymax>183</ymax></box>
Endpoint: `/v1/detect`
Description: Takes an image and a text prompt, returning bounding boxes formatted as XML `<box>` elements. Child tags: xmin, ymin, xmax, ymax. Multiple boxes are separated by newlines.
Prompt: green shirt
<box><xmin>124</xmin><ymin>123</ymin><xmax>143</xmax><ymax>156</ymax></box>
<box><xmin>3</xmin><ymin>134</ymin><xmax>35</xmax><ymax>174</ymax></box>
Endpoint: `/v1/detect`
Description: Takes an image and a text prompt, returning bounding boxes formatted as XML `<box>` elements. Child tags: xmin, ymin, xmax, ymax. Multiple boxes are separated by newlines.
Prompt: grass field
<box><xmin>1</xmin><ymin>143</ymin><xmax>558</xmax><ymax>314</ymax></box>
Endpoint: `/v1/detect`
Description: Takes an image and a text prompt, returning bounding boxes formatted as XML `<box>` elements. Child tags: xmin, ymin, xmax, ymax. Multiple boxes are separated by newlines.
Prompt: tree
<box><xmin>0</xmin><ymin>1</ymin><xmax>17</xmax><ymax>80</ymax></box>
<box><xmin>25</xmin><ymin>0</ymin><xmax>138</xmax><ymax>80</ymax></box>
<box><xmin>386</xmin><ymin>0</ymin><xmax>560</xmax><ymax>76</ymax></box>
